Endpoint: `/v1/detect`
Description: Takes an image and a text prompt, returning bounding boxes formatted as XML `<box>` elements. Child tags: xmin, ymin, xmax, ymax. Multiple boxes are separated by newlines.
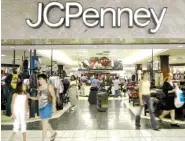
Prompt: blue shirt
<box><xmin>92</xmin><ymin>79</ymin><xmax>99</xmax><ymax>87</ymax></box>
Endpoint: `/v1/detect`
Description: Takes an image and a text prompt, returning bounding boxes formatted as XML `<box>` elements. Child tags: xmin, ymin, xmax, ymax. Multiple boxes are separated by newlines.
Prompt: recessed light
<box><xmin>1</xmin><ymin>54</ymin><xmax>6</xmax><ymax>57</ymax></box>
<box><xmin>178</xmin><ymin>45</ymin><xmax>184</xmax><ymax>48</ymax></box>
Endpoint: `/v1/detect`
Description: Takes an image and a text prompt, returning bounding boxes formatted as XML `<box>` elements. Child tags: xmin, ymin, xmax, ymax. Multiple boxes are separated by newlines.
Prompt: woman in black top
<box><xmin>159</xmin><ymin>73</ymin><xmax>179</xmax><ymax>127</ymax></box>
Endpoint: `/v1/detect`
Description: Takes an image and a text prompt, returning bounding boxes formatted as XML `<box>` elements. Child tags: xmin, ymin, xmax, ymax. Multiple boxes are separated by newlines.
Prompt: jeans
<box><xmin>136</xmin><ymin>95</ymin><xmax>159</xmax><ymax>129</ymax></box>
<box><xmin>29</xmin><ymin>89</ymin><xmax>39</xmax><ymax>118</ymax></box>
<box><xmin>6</xmin><ymin>87</ymin><xmax>15</xmax><ymax>116</ymax></box>
<box><xmin>115</xmin><ymin>90</ymin><xmax>119</xmax><ymax>97</ymax></box>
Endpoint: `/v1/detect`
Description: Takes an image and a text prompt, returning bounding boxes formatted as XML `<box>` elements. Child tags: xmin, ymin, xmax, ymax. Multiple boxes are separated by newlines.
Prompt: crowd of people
<box><xmin>1</xmin><ymin>71</ymin><xmax>183</xmax><ymax>141</ymax></box>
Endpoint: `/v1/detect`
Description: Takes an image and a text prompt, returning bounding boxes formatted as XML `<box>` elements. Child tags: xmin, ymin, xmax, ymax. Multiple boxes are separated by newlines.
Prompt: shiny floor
<box><xmin>1</xmin><ymin>129</ymin><xmax>185</xmax><ymax>141</ymax></box>
<box><xmin>2</xmin><ymin>99</ymin><xmax>185</xmax><ymax>130</ymax></box>
<box><xmin>1</xmin><ymin>99</ymin><xmax>185</xmax><ymax>141</ymax></box>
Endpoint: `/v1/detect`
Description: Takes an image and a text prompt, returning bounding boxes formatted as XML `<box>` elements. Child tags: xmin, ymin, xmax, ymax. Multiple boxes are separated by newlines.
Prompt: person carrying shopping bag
<box><xmin>135</xmin><ymin>71</ymin><xmax>160</xmax><ymax>130</ymax></box>
<box><xmin>159</xmin><ymin>73</ymin><xmax>180</xmax><ymax>127</ymax></box>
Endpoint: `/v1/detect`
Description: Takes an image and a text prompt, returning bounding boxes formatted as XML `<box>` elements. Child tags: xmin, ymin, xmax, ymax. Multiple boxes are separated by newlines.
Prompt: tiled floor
<box><xmin>2</xmin><ymin>99</ymin><xmax>185</xmax><ymax>130</ymax></box>
<box><xmin>1</xmin><ymin>96</ymin><xmax>185</xmax><ymax>140</ymax></box>
<box><xmin>1</xmin><ymin>129</ymin><xmax>185</xmax><ymax>141</ymax></box>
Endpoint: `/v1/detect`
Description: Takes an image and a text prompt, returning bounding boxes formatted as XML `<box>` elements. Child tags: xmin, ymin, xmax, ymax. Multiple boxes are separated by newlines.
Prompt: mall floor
<box><xmin>1</xmin><ymin>98</ymin><xmax>185</xmax><ymax>141</ymax></box>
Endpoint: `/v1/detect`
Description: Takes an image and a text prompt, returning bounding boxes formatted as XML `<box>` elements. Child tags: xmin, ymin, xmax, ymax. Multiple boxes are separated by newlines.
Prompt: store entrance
<box><xmin>1</xmin><ymin>44</ymin><xmax>185</xmax><ymax>130</ymax></box>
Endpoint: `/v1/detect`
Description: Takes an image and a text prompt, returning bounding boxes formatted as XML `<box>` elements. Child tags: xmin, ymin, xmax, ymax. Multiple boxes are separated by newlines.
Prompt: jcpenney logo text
<box><xmin>26</xmin><ymin>2</ymin><xmax>167</xmax><ymax>34</ymax></box>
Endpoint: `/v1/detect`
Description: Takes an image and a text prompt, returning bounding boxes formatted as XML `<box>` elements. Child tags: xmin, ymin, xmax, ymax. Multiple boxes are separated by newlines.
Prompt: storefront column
<box><xmin>29</xmin><ymin>50</ymin><xmax>32</xmax><ymax>74</ymax></box>
<box><xmin>34</xmin><ymin>50</ymin><xmax>36</xmax><ymax>57</ymax></box>
<box><xmin>160</xmin><ymin>55</ymin><xmax>170</xmax><ymax>78</ymax></box>
<box><xmin>13</xmin><ymin>50</ymin><xmax>15</xmax><ymax>68</ymax></box>
<box><xmin>135</xmin><ymin>64</ymin><xmax>142</xmax><ymax>82</ymax></box>
<box><xmin>58</xmin><ymin>65</ymin><xmax>63</xmax><ymax>78</ymax></box>
<box><xmin>51</xmin><ymin>50</ymin><xmax>53</xmax><ymax>76</ymax></box>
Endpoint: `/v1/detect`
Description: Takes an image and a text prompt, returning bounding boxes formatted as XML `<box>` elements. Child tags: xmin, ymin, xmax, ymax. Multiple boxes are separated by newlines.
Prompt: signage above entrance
<box><xmin>26</xmin><ymin>2</ymin><xmax>167</xmax><ymax>34</ymax></box>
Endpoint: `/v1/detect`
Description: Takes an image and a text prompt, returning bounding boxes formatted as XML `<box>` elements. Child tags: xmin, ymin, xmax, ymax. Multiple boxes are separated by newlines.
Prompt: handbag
<box><xmin>47</xmin><ymin>84</ymin><xmax>52</xmax><ymax>104</ymax></box>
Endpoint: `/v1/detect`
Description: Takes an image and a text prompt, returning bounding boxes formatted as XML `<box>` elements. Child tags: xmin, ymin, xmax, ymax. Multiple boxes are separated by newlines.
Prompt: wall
<box><xmin>2</xmin><ymin>0</ymin><xmax>185</xmax><ymax>40</ymax></box>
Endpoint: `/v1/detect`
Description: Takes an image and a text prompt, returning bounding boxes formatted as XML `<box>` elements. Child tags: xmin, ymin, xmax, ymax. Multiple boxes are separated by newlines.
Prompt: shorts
<box><xmin>39</xmin><ymin>104</ymin><xmax>52</xmax><ymax>119</ymax></box>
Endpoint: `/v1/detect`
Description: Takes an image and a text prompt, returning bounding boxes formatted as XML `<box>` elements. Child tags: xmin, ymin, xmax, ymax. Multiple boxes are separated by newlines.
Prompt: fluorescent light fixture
<box><xmin>10</xmin><ymin>47</ymin><xmax>15</xmax><ymax>49</ymax></box>
<box><xmin>178</xmin><ymin>45</ymin><xmax>184</xmax><ymax>48</ymax></box>
<box><xmin>122</xmin><ymin>49</ymin><xmax>167</xmax><ymax>64</ymax></box>
<box><xmin>1</xmin><ymin>54</ymin><xmax>6</xmax><ymax>57</ymax></box>
<box><xmin>37</xmin><ymin>50</ymin><xmax>78</xmax><ymax>66</ymax></box>
<box><xmin>12</xmin><ymin>58</ymin><xmax>19</xmax><ymax>60</ymax></box>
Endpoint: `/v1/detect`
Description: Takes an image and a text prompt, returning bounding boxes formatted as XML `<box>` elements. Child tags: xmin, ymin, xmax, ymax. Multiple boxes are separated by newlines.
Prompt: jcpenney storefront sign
<box><xmin>26</xmin><ymin>2</ymin><xmax>167</xmax><ymax>34</ymax></box>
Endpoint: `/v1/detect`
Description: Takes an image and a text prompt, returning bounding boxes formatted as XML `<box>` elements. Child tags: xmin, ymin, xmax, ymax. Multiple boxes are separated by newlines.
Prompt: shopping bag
<box><xmin>174</xmin><ymin>88</ymin><xmax>185</xmax><ymax>108</ymax></box>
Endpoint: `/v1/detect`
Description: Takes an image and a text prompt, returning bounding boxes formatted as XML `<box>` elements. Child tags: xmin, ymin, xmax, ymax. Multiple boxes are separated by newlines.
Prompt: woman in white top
<box><xmin>69</xmin><ymin>75</ymin><xmax>78</xmax><ymax>111</ymax></box>
<box><xmin>9</xmin><ymin>82</ymin><xmax>29</xmax><ymax>141</ymax></box>
<box><xmin>135</xmin><ymin>71</ymin><xmax>160</xmax><ymax>130</ymax></box>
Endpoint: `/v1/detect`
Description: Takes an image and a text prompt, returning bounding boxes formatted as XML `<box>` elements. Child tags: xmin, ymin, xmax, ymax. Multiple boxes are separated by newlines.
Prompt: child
<box><xmin>9</xmin><ymin>82</ymin><xmax>29</xmax><ymax>141</ymax></box>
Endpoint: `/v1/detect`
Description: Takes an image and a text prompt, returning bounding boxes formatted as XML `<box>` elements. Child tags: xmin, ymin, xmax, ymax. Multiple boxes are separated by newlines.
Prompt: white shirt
<box><xmin>113</xmin><ymin>79</ymin><xmax>120</xmax><ymax>90</ymax></box>
<box><xmin>139</xmin><ymin>80</ymin><xmax>151</xmax><ymax>95</ymax></box>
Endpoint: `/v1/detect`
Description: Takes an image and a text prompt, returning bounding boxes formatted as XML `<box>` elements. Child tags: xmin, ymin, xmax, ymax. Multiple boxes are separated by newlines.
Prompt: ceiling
<box><xmin>138</xmin><ymin>49</ymin><xmax>185</xmax><ymax>64</ymax></box>
<box><xmin>1</xmin><ymin>50</ymin><xmax>51</xmax><ymax>65</ymax></box>
<box><xmin>2</xmin><ymin>49</ymin><xmax>185</xmax><ymax>68</ymax></box>
<box><xmin>2</xmin><ymin>44</ymin><xmax>185</xmax><ymax>50</ymax></box>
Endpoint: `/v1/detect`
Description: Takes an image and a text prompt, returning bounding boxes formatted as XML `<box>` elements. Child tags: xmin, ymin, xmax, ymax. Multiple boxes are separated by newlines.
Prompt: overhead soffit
<box><xmin>2</xmin><ymin>0</ymin><xmax>185</xmax><ymax>39</ymax></box>
<box><xmin>1</xmin><ymin>38</ymin><xmax>185</xmax><ymax>46</ymax></box>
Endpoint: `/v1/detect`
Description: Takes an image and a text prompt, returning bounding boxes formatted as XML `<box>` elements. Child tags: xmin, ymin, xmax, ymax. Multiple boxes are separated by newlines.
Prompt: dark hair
<box><xmin>71</xmin><ymin>75</ymin><xmax>76</xmax><ymax>80</ymax></box>
<box><xmin>15</xmin><ymin>82</ymin><xmax>24</xmax><ymax>94</ymax></box>
<box><xmin>38</xmin><ymin>74</ymin><xmax>47</xmax><ymax>81</ymax></box>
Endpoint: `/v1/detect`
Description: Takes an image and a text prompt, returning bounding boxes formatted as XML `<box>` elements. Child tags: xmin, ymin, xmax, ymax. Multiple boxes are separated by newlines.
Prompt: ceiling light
<box><xmin>1</xmin><ymin>54</ymin><xmax>6</xmax><ymax>57</ymax></box>
<box><xmin>12</xmin><ymin>58</ymin><xmax>20</xmax><ymax>60</ymax></box>
<box><xmin>178</xmin><ymin>45</ymin><xmax>184</xmax><ymax>48</ymax></box>
<box><xmin>10</xmin><ymin>47</ymin><xmax>15</xmax><ymax>49</ymax></box>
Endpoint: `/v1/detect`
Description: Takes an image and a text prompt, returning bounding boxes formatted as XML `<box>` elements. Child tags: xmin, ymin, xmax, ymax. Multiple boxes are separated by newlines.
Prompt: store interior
<box><xmin>1</xmin><ymin>44</ymin><xmax>185</xmax><ymax>124</ymax></box>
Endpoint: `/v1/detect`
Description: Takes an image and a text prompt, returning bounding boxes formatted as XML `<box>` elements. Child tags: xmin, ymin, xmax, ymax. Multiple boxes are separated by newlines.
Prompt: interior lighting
<box><xmin>1</xmin><ymin>54</ymin><xmax>6</xmax><ymax>57</ymax></box>
<box><xmin>37</xmin><ymin>50</ymin><xmax>77</xmax><ymax>66</ymax></box>
<box><xmin>178</xmin><ymin>45</ymin><xmax>184</xmax><ymax>48</ymax></box>
<box><xmin>122</xmin><ymin>49</ymin><xmax>166</xmax><ymax>64</ymax></box>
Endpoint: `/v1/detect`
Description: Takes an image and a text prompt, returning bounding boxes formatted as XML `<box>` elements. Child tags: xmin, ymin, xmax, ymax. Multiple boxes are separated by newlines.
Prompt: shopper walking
<box><xmin>113</xmin><ymin>77</ymin><xmax>120</xmax><ymax>97</ymax></box>
<box><xmin>91</xmin><ymin>75</ymin><xmax>100</xmax><ymax>89</ymax></box>
<box><xmin>69</xmin><ymin>75</ymin><xmax>79</xmax><ymax>111</ymax></box>
<box><xmin>135</xmin><ymin>71</ymin><xmax>160</xmax><ymax>130</ymax></box>
<box><xmin>159</xmin><ymin>73</ymin><xmax>180</xmax><ymax>127</ymax></box>
<box><xmin>28</xmin><ymin>74</ymin><xmax>57</xmax><ymax>141</ymax></box>
<box><xmin>9</xmin><ymin>82</ymin><xmax>28</xmax><ymax>141</ymax></box>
